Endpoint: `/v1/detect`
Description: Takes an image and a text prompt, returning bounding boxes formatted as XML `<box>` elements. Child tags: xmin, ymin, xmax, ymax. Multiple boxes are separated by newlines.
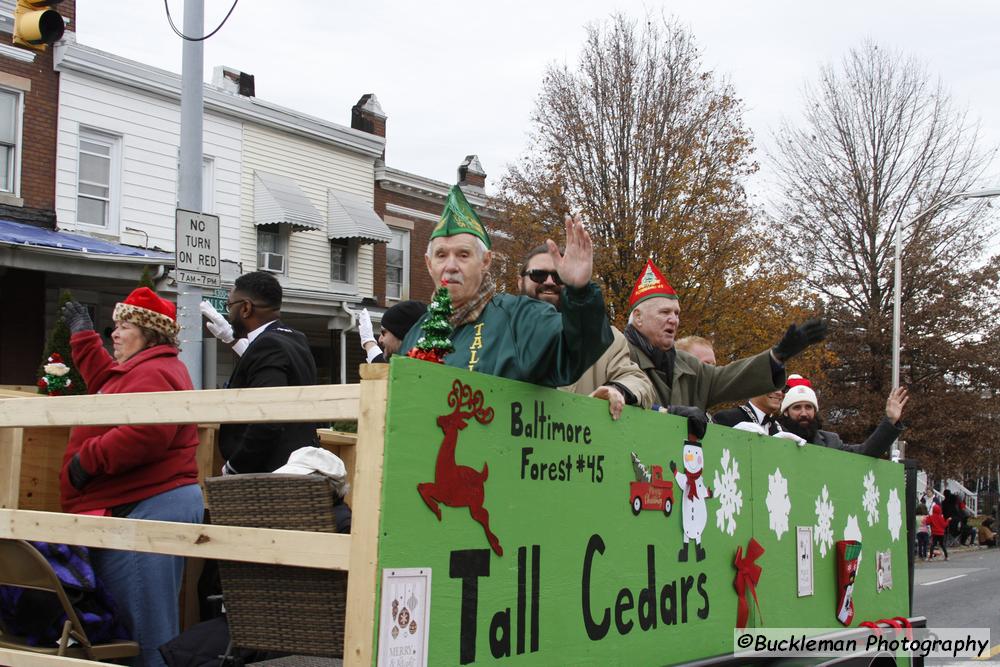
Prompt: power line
<box><xmin>163</xmin><ymin>0</ymin><xmax>240</xmax><ymax>41</ymax></box>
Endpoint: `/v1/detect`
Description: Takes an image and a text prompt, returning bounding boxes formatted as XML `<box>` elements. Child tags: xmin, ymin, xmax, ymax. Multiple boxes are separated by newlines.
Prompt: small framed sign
<box><xmin>377</xmin><ymin>567</ymin><xmax>432</xmax><ymax>667</ymax></box>
<box><xmin>797</xmin><ymin>526</ymin><xmax>814</xmax><ymax>597</ymax></box>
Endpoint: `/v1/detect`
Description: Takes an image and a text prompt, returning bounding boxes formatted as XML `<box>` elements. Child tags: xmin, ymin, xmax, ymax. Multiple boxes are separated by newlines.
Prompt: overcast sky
<box><xmin>75</xmin><ymin>1</ymin><xmax>1000</xmax><ymax>210</ymax></box>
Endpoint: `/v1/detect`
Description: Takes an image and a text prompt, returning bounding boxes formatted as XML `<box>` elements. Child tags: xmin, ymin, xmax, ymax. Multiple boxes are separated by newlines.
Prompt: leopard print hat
<box><xmin>112</xmin><ymin>287</ymin><xmax>181</xmax><ymax>345</ymax></box>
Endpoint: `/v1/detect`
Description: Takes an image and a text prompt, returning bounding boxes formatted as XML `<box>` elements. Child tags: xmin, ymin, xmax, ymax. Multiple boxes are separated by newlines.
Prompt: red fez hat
<box><xmin>628</xmin><ymin>259</ymin><xmax>677</xmax><ymax>310</ymax></box>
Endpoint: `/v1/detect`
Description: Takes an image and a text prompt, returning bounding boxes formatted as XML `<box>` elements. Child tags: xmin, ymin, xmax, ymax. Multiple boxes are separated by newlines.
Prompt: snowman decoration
<box><xmin>670</xmin><ymin>440</ymin><xmax>713</xmax><ymax>562</ymax></box>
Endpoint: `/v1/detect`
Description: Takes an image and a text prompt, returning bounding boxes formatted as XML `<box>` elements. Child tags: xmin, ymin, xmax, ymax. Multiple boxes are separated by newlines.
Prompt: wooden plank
<box><xmin>0</xmin><ymin>509</ymin><xmax>351</xmax><ymax>570</ymax></box>
<box><xmin>317</xmin><ymin>428</ymin><xmax>358</xmax><ymax>447</ymax></box>
<box><xmin>0</xmin><ymin>389</ymin><xmax>43</xmax><ymax>399</ymax></box>
<box><xmin>343</xmin><ymin>364</ymin><xmax>388</xmax><ymax>667</ymax></box>
<box><xmin>0</xmin><ymin>647</ymin><xmax>100</xmax><ymax>667</ymax></box>
<box><xmin>17</xmin><ymin>427</ymin><xmax>70</xmax><ymax>512</ymax></box>
<box><xmin>195</xmin><ymin>425</ymin><xmax>219</xmax><ymax>488</ymax></box>
<box><xmin>0</xmin><ymin>384</ymin><xmax>361</xmax><ymax>428</ymax></box>
<box><xmin>0</xmin><ymin>427</ymin><xmax>24</xmax><ymax>509</ymax></box>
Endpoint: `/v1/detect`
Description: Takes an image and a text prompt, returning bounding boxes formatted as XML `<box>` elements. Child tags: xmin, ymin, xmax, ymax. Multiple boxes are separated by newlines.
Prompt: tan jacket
<box><xmin>629</xmin><ymin>342</ymin><xmax>781</xmax><ymax>411</ymax></box>
<box><xmin>560</xmin><ymin>327</ymin><xmax>656</xmax><ymax>409</ymax></box>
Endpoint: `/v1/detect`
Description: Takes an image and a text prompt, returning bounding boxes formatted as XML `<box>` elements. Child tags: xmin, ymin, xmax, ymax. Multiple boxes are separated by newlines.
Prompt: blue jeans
<box><xmin>92</xmin><ymin>484</ymin><xmax>204</xmax><ymax>667</ymax></box>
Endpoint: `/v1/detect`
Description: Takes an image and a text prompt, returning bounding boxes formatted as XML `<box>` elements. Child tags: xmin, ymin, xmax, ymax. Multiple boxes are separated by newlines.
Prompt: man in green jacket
<box><xmin>401</xmin><ymin>186</ymin><xmax>613</xmax><ymax>386</ymax></box>
<box><xmin>624</xmin><ymin>259</ymin><xmax>827</xmax><ymax>412</ymax></box>
<box><xmin>519</xmin><ymin>243</ymin><xmax>655</xmax><ymax>418</ymax></box>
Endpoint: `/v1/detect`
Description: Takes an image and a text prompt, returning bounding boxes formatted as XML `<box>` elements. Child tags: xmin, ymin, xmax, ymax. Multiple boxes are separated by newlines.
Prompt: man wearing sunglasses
<box><xmin>401</xmin><ymin>186</ymin><xmax>613</xmax><ymax>386</ymax></box>
<box><xmin>519</xmin><ymin>244</ymin><xmax>654</xmax><ymax>419</ymax></box>
<box><xmin>218</xmin><ymin>271</ymin><xmax>319</xmax><ymax>474</ymax></box>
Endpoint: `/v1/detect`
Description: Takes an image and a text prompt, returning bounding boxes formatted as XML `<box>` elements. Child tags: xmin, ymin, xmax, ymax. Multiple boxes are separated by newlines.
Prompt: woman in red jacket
<box><xmin>60</xmin><ymin>288</ymin><xmax>202</xmax><ymax>667</ymax></box>
<box><xmin>924</xmin><ymin>503</ymin><xmax>950</xmax><ymax>561</ymax></box>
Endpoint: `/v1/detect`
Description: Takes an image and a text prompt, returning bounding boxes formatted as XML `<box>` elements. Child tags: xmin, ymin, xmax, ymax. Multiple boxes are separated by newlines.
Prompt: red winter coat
<box><xmin>60</xmin><ymin>331</ymin><xmax>199</xmax><ymax>514</ymax></box>
<box><xmin>923</xmin><ymin>504</ymin><xmax>949</xmax><ymax>537</ymax></box>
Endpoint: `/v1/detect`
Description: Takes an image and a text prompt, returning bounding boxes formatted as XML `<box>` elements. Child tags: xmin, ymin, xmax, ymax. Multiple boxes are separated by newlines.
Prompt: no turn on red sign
<box><xmin>175</xmin><ymin>208</ymin><xmax>220</xmax><ymax>287</ymax></box>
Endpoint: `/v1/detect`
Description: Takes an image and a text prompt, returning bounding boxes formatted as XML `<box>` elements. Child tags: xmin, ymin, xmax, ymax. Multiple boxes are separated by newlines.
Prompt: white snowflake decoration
<box><xmin>844</xmin><ymin>514</ymin><xmax>862</xmax><ymax>542</ymax></box>
<box><xmin>814</xmin><ymin>485</ymin><xmax>835</xmax><ymax>557</ymax></box>
<box><xmin>765</xmin><ymin>467</ymin><xmax>791</xmax><ymax>540</ymax></box>
<box><xmin>713</xmin><ymin>449</ymin><xmax>743</xmax><ymax>536</ymax></box>
<box><xmin>886</xmin><ymin>488</ymin><xmax>902</xmax><ymax>542</ymax></box>
<box><xmin>862</xmin><ymin>471</ymin><xmax>881</xmax><ymax>526</ymax></box>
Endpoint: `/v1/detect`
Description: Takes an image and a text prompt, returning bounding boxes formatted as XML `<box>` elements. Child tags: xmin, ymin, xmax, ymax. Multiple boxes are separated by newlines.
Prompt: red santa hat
<box><xmin>628</xmin><ymin>259</ymin><xmax>677</xmax><ymax>310</ymax></box>
<box><xmin>112</xmin><ymin>287</ymin><xmax>181</xmax><ymax>343</ymax></box>
<box><xmin>784</xmin><ymin>374</ymin><xmax>812</xmax><ymax>391</ymax></box>
<box><xmin>780</xmin><ymin>384</ymin><xmax>818</xmax><ymax>414</ymax></box>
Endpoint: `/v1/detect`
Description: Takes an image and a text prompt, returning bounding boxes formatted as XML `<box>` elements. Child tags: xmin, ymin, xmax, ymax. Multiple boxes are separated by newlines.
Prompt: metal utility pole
<box><xmin>176</xmin><ymin>0</ymin><xmax>204</xmax><ymax>388</ymax></box>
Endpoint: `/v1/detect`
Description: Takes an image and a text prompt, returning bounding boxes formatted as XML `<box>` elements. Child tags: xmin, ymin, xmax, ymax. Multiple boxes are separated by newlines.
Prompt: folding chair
<box><xmin>204</xmin><ymin>474</ymin><xmax>347</xmax><ymax>666</ymax></box>
<box><xmin>0</xmin><ymin>538</ymin><xmax>140</xmax><ymax>661</ymax></box>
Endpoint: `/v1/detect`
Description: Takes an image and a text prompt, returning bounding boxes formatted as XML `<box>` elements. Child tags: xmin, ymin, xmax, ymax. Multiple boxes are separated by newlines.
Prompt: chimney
<box><xmin>212</xmin><ymin>66</ymin><xmax>255</xmax><ymax>97</ymax></box>
<box><xmin>458</xmin><ymin>155</ymin><xmax>487</xmax><ymax>193</ymax></box>
<box><xmin>351</xmin><ymin>94</ymin><xmax>387</xmax><ymax>138</ymax></box>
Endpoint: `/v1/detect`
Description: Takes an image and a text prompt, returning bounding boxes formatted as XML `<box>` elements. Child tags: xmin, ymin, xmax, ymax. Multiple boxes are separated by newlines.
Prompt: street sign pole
<box><xmin>176</xmin><ymin>0</ymin><xmax>204</xmax><ymax>388</ymax></box>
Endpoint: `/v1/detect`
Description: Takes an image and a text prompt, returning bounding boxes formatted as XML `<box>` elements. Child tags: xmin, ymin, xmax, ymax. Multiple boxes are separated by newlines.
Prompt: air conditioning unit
<box><xmin>258</xmin><ymin>252</ymin><xmax>285</xmax><ymax>273</ymax></box>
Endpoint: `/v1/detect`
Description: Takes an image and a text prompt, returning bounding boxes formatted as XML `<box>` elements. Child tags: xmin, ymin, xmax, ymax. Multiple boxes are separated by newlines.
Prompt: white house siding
<box><xmin>55</xmin><ymin>70</ymin><xmax>243</xmax><ymax>262</ymax></box>
<box><xmin>240</xmin><ymin>124</ymin><xmax>375</xmax><ymax>297</ymax></box>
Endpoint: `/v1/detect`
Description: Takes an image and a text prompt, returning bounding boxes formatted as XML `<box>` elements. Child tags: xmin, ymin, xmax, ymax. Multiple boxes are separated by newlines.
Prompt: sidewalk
<box><xmin>915</xmin><ymin>543</ymin><xmax>995</xmax><ymax>564</ymax></box>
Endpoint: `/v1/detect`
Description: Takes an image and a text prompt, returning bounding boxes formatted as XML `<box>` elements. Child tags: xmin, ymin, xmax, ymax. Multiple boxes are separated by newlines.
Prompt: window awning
<box><xmin>327</xmin><ymin>189</ymin><xmax>393</xmax><ymax>244</ymax></box>
<box><xmin>0</xmin><ymin>219</ymin><xmax>173</xmax><ymax>262</ymax></box>
<box><xmin>253</xmin><ymin>171</ymin><xmax>325</xmax><ymax>232</ymax></box>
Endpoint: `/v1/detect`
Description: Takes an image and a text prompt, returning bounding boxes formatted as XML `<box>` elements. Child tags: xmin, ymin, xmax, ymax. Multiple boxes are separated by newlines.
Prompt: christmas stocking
<box><xmin>835</xmin><ymin>540</ymin><xmax>862</xmax><ymax>625</ymax></box>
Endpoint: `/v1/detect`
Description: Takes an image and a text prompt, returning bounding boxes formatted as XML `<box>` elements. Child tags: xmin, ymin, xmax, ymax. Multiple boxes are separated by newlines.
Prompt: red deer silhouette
<box><xmin>418</xmin><ymin>379</ymin><xmax>502</xmax><ymax>556</ymax></box>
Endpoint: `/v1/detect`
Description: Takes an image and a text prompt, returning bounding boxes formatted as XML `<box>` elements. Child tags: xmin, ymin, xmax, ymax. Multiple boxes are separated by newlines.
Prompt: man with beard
<box><xmin>778</xmin><ymin>383</ymin><xmax>909</xmax><ymax>457</ymax></box>
<box><xmin>624</xmin><ymin>259</ymin><xmax>828</xmax><ymax>411</ymax></box>
<box><xmin>519</xmin><ymin>244</ymin><xmax>654</xmax><ymax>419</ymax></box>
<box><xmin>401</xmin><ymin>186</ymin><xmax>613</xmax><ymax>385</ymax></box>
<box><xmin>219</xmin><ymin>271</ymin><xmax>319</xmax><ymax>473</ymax></box>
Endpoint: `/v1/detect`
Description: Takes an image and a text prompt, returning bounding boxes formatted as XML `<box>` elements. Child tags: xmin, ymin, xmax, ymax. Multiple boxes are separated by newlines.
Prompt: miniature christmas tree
<box><xmin>36</xmin><ymin>290</ymin><xmax>86</xmax><ymax>395</ymax></box>
<box><xmin>407</xmin><ymin>280</ymin><xmax>455</xmax><ymax>364</ymax></box>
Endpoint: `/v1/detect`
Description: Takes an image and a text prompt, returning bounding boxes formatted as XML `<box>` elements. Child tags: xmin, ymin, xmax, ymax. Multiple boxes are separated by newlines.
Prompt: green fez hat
<box><xmin>430</xmin><ymin>185</ymin><xmax>491</xmax><ymax>249</ymax></box>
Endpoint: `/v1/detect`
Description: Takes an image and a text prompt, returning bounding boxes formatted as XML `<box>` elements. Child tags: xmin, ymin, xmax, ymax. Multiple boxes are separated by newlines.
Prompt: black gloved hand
<box><xmin>67</xmin><ymin>454</ymin><xmax>93</xmax><ymax>491</ymax></box>
<box><xmin>61</xmin><ymin>301</ymin><xmax>94</xmax><ymax>334</ymax></box>
<box><xmin>667</xmin><ymin>405</ymin><xmax>710</xmax><ymax>441</ymax></box>
<box><xmin>771</xmin><ymin>318</ymin><xmax>828</xmax><ymax>362</ymax></box>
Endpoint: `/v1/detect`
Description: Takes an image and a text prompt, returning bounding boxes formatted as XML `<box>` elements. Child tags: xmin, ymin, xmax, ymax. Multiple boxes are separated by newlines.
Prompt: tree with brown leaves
<box><xmin>494</xmin><ymin>13</ymin><xmax>822</xmax><ymax>376</ymax></box>
<box><xmin>772</xmin><ymin>41</ymin><xmax>1000</xmax><ymax>478</ymax></box>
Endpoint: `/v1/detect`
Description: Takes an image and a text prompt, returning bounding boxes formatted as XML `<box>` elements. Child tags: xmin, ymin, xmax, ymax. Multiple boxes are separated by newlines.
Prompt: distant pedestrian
<box><xmin>915</xmin><ymin>501</ymin><xmax>930</xmax><ymax>560</ymax></box>
<box><xmin>924</xmin><ymin>504</ymin><xmax>950</xmax><ymax>561</ymax></box>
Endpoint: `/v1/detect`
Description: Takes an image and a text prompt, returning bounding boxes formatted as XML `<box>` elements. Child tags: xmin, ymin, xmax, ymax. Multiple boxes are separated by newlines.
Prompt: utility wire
<box><xmin>164</xmin><ymin>0</ymin><xmax>239</xmax><ymax>41</ymax></box>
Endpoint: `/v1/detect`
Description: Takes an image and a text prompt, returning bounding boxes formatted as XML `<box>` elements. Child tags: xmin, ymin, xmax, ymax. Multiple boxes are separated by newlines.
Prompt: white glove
<box><xmin>358</xmin><ymin>308</ymin><xmax>376</xmax><ymax>345</ymax></box>
<box><xmin>200</xmin><ymin>301</ymin><xmax>235</xmax><ymax>344</ymax></box>
<box><xmin>731</xmin><ymin>421</ymin><xmax>768</xmax><ymax>436</ymax></box>
<box><xmin>772</xmin><ymin>431</ymin><xmax>807</xmax><ymax>447</ymax></box>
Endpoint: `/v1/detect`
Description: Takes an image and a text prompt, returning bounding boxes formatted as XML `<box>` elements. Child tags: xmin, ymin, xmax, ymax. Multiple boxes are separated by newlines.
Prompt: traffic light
<box><xmin>13</xmin><ymin>0</ymin><xmax>64</xmax><ymax>52</ymax></box>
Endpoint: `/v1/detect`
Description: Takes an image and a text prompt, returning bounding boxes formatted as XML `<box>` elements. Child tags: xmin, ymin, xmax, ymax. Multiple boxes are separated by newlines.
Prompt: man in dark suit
<box><xmin>713</xmin><ymin>389</ymin><xmax>785</xmax><ymax>435</ymax></box>
<box><xmin>219</xmin><ymin>271</ymin><xmax>319</xmax><ymax>474</ymax></box>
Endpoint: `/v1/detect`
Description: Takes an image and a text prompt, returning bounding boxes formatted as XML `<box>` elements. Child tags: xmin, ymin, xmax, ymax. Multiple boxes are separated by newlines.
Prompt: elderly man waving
<box><xmin>401</xmin><ymin>186</ymin><xmax>613</xmax><ymax>385</ymax></box>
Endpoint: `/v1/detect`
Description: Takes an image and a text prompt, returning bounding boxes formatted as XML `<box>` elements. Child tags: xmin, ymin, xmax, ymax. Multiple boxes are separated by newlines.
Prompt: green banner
<box><xmin>376</xmin><ymin>358</ymin><xmax>909</xmax><ymax>665</ymax></box>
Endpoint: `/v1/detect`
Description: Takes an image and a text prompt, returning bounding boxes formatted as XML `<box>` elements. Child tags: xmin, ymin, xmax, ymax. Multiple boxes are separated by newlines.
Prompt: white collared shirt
<box><xmin>244</xmin><ymin>320</ymin><xmax>277</xmax><ymax>349</ymax></box>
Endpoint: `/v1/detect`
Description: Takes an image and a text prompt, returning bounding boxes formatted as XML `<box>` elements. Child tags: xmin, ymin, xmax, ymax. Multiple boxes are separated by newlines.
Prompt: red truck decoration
<box><xmin>629</xmin><ymin>451</ymin><xmax>674</xmax><ymax>517</ymax></box>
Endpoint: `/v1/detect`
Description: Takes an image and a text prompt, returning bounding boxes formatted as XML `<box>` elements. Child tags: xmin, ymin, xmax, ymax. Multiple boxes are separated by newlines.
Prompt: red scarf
<box><xmin>685</xmin><ymin>469</ymin><xmax>702</xmax><ymax>500</ymax></box>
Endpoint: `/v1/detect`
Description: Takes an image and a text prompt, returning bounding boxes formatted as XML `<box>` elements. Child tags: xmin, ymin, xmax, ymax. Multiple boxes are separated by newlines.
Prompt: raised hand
<box><xmin>61</xmin><ymin>301</ymin><xmax>94</xmax><ymax>334</ymax></box>
<box><xmin>548</xmin><ymin>214</ymin><xmax>593</xmax><ymax>289</ymax></box>
<box><xmin>772</xmin><ymin>318</ymin><xmax>828</xmax><ymax>362</ymax></box>
<box><xmin>885</xmin><ymin>386</ymin><xmax>909</xmax><ymax>424</ymax></box>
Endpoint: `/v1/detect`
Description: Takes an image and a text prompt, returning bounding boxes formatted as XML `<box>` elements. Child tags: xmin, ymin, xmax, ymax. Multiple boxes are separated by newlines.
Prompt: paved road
<box><xmin>912</xmin><ymin>546</ymin><xmax>1000</xmax><ymax>660</ymax></box>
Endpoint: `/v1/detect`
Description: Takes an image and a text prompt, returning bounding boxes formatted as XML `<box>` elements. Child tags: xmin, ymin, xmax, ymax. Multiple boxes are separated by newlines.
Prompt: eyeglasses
<box><xmin>225</xmin><ymin>299</ymin><xmax>248</xmax><ymax>309</ymax></box>
<box><xmin>521</xmin><ymin>269</ymin><xmax>563</xmax><ymax>285</ymax></box>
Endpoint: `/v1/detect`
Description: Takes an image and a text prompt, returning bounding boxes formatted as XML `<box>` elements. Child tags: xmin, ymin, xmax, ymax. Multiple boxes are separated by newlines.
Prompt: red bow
<box><xmin>860</xmin><ymin>617</ymin><xmax>913</xmax><ymax>640</ymax></box>
<box><xmin>684</xmin><ymin>469</ymin><xmax>702</xmax><ymax>500</ymax></box>
<box><xmin>733</xmin><ymin>538</ymin><xmax>765</xmax><ymax>628</ymax></box>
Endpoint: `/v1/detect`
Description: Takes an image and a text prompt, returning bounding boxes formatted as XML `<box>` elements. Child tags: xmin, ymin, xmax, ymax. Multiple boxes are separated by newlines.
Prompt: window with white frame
<box><xmin>77</xmin><ymin>129</ymin><xmax>117</xmax><ymax>228</ymax></box>
<box><xmin>0</xmin><ymin>89</ymin><xmax>19</xmax><ymax>194</ymax></box>
<box><xmin>386</xmin><ymin>228</ymin><xmax>409</xmax><ymax>299</ymax></box>
<box><xmin>330</xmin><ymin>238</ymin><xmax>352</xmax><ymax>283</ymax></box>
<box><xmin>257</xmin><ymin>225</ymin><xmax>288</xmax><ymax>274</ymax></box>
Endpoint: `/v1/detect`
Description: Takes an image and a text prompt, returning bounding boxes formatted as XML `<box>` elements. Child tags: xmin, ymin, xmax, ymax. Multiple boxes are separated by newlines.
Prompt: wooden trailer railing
<box><xmin>0</xmin><ymin>364</ymin><xmax>388</xmax><ymax>667</ymax></box>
